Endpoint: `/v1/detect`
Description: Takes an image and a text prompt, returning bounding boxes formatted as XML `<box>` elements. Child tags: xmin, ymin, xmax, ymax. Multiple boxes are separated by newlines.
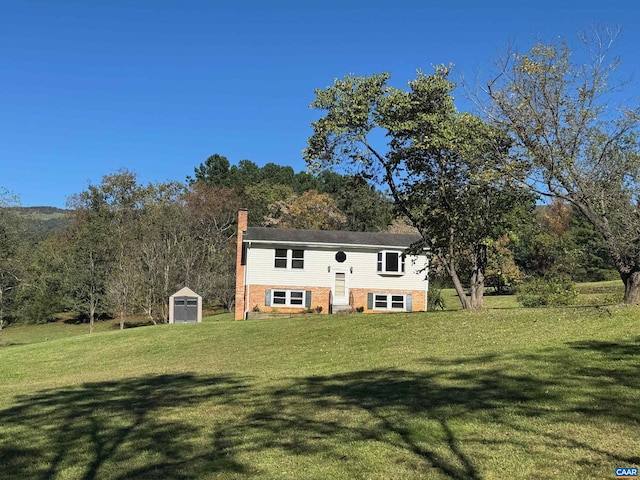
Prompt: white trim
<box><xmin>247</xmin><ymin>239</ymin><xmax>415</xmax><ymax>250</ymax></box>
<box><xmin>377</xmin><ymin>250</ymin><xmax>405</xmax><ymax>275</ymax></box>
<box><xmin>273</xmin><ymin>248</ymin><xmax>305</xmax><ymax>270</ymax></box>
<box><xmin>373</xmin><ymin>293</ymin><xmax>406</xmax><ymax>310</ymax></box>
<box><xmin>332</xmin><ymin>270</ymin><xmax>349</xmax><ymax>305</ymax></box>
<box><xmin>271</xmin><ymin>289</ymin><xmax>305</xmax><ymax>307</ymax></box>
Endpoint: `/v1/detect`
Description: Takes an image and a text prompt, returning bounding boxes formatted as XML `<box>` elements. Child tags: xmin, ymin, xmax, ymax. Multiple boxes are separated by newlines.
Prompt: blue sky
<box><xmin>1</xmin><ymin>1</ymin><xmax>638</xmax><ymax>207</ymax></box>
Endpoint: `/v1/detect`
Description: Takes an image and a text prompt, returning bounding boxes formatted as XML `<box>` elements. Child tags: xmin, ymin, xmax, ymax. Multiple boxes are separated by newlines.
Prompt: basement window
<box><xmin>374</xmin><ymin>294</ymin><xmax>406</xmax><ymax>310</ymax></box>
<box><xmin>271</xmin><ymin>290</ymin><xmax>305</xmax><ymax>307</ymax></box>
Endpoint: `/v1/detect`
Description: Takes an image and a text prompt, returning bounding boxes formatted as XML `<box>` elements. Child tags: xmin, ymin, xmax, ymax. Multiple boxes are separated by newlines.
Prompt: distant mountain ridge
<box><xmin>17</xmin><ymin>205</ymin><xmax>68</xmax><ymax>213</ymax></box>
<box><xmin>10</xmin><ymin>206</ymin><xmax>71</xmax><ymax>234</ymax></box>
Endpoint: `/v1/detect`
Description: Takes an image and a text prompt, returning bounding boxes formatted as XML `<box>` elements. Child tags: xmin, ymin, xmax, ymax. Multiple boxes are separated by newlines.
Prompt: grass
<box><xmin>438</xmin><ymin>279</ymin><xmax>625</xmax><ymax>311</ymax></box>
<box><xmin>0</xmin><ymin>289</ymin><xmax>638</xmax><ymax>479</ymax></box>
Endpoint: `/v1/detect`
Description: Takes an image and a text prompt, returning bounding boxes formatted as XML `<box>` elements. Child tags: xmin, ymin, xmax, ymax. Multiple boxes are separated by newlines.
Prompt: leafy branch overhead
<box><xmin>484</xmin><ymin>27</ymin><xmax>640</xmax><ymax>303</ymax></box>
<box><xmin>305</xmin><ymin>68</ymin><xmax>532</xmax><ymax>310</ymax></box>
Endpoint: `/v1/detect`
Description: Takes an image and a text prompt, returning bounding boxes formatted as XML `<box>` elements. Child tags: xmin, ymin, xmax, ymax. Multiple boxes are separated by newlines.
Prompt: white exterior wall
<box><xmin>245</xmin><ymin>243</ymin><xmax>428</xmax><ymax>291</ymax></box>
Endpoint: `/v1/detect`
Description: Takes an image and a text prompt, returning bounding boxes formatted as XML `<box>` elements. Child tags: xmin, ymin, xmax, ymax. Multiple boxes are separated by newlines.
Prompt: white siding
<box><xmin>246</xmin><ymin>244</ymin><xmax>427</xmax><ymax>291</ymax></box>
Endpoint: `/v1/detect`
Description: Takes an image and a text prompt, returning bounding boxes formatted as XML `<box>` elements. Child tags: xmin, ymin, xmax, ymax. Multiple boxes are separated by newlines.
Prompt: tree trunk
<box><xmin>621</xmin><ymin>269</ymin><xmax>640</xmax><ymax>304</ymax></box>
<box><xmin>470</xmin><ymin>244</ymin><xmax>487</xmax><ymax>310</ymax></box>
<box><xmin>451</xmin><ymin>271</ymin><xmax>470</xmax><ymax>310</ymax></box>
<box><xmin>438</xmin><ymin>253</ymin><xmax>470</xmax><ymax>309</ymax></box>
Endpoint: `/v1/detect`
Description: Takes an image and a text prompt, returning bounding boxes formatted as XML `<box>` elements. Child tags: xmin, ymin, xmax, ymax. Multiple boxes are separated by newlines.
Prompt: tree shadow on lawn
<box><xmin>1</xmin><ymin>339</ymin><xmax>639</xmax><ymax>479</ymax></box>
<box><xmin>568</xmin><ymin>337</ymin><xmax>640</xmax><ymax>359</ymax></box>
<box><xmin>0</xmin><ymin>374</ymin><xmax>251</xmax><ymax>480</ymax></box>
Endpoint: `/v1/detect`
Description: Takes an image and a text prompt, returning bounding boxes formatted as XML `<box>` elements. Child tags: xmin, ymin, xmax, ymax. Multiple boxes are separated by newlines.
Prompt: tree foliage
<box><xmin>484</xmin><ymin>28</ymin><xmax>640</xmax><ymax>302</ymax></box>
<box><xmin>265</xmin><ymin>190</ymin><xmax>347</xmax><ymax>230</ymax></box>
<box><xmin>17</xmin><ymin>171</ymin><xmax>244</xmax><ymax>329</ymax></box>
<box><xmin>304</xmin><ymin>68</ymin><xmax>531</xmax><ymax>309</ymax></box>
<box><xmin>0</xmin><ymin>190</ymin><xmax>24</xmax><ymax>331</ymax></box>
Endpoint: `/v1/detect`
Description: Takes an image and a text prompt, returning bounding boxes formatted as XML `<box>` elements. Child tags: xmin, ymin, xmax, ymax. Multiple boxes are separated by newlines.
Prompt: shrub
<box><xmin>355</xmin><ymin>306</ymin><xmax>364</xmax><ymax>313</ymax></box>
<box><xmin>427</xmin><ymin>281</ymin><xmax>446</xmax><ymax>310</ymax></box>
<box><xmin>314</xmin><ymin>306</ymin><xmax>323</xmax><ymax>313</ymax></box>
<box><xmin>517</xmin><ymin>276</ymin><xmax>578</xmax><ymax>307</ymax></box>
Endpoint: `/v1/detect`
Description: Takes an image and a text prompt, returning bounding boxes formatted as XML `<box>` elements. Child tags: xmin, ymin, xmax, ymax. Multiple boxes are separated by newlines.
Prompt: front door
<box><xmin>333</xmin><ymin>272</ymin><xmax>348</xmax><ymax>305</ymax></box>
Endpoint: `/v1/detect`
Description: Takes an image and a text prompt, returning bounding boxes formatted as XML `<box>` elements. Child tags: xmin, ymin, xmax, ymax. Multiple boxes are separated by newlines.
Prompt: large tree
<box><xmin>135</xmin><ymin>183</ymin><xmax>180</xmax><ymax>322</ymax></box>
<box><xmin>181</xmin><ymin>183</ymin><xmax>241</xmax><ymax>311</ymax></box>
<box><xmin>484</xmin><ymin>29</ymin><xmax>640</xmax><ymax>303</ymax></box>
<box><xmin>66</xmin><ymin>188</ymin><xmax>114</xmax><ymax>333</ymax></box>
<box><xmin>189</xmin><ymin>153</ymin><xmax>232</xmax><ymax>187</ymax></box>
<box><xmin>0</xmin><ymin>191</ymin><xmax>24</xmax><ymax>331</ymax></box>
<box><xmin>265</xmin><ymin>190</ymin><xmax>347</xmax><ymax>230</ymax></box>
<box><xmin>304</xmin><ymin>68</ymin><xmax>528</xmax><ymax>309</ymax></box>
<box><xmin>99</xmin><ymin>171</ymin><xmax>151</xmax><ymax>330</ymax></box>
<box><xmin>337</xmin><ymin>176</ymin><xmax>394</xmax><ymax>232</ymax></box>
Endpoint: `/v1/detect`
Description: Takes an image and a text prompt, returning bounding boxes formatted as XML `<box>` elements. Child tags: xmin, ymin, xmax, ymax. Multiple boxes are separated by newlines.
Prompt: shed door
<box><xmin>174</xmin><ymin>297</ymin><xmax>198</xmax><ymax>323</ymax></box>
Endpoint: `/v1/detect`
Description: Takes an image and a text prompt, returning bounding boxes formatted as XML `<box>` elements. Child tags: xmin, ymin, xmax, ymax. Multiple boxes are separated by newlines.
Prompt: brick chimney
<box><xmin>234</xmin><ymin>209</ymin><xmax>248</xmax><ymax>320</ymax></box>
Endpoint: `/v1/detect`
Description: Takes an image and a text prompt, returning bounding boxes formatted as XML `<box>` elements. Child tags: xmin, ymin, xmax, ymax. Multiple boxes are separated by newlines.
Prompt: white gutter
<box><xmin>243</xmin><ymin>239</ymin><xmax>417</xmax><ymax>250</ymax></box>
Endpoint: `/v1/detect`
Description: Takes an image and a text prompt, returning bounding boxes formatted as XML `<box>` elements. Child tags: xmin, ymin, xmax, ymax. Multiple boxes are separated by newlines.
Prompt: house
<box><xmin>234</xmin><ymin>210</ymin><xmax>429</xmax><ymax>320</ymax></box>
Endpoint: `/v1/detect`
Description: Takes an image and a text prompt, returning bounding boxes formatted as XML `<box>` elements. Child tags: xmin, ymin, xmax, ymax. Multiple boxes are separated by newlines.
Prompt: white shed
<box><xmin>169</xmin><ymin>287</ymin><xmax>202</xmax><ymax>324</ymax></box>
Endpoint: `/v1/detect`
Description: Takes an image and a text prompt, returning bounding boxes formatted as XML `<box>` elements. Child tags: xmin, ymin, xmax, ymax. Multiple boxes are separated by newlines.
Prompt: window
<box><xmin>290</xmin><ymin>290</ymin><xmax>304</xmax><ymax>305</ymax></box>
<box><xmin>391</xmin><ymin>295</ymin><xmax>404</xmax><ymax>309</ymax></box>
<box><xmin>274</xmin><ymin>249</ymin><xmax>288</xmax><ymax>268</ymax></box>
<box><xmin>274</xmin><ymin>249</ymin><xmax>305</xmax><ymax>269</ymax></box>
<box><xmin>377</xmin><ymin>251</ymin><xmax>405</xmax><ymax>274</ymax></box>
<box><xmin>374</xmin><ymin>294</ymin><xmax>388</xmax><ymax>309</ymax></box>
<box><xmin>291</xmin><ymin>249</ymin><xmax>304</xmax><ymax>269</ymax></box>
<box><xmin>273</xmin><ymin>290</ymin><xmax>287</xmax><ymax>305</ymax></box>
<box><xmin>372</xmin><ymin>293</ymin><xmax>406</xmax><ymax>310</ymax></box>
<box><xmin>271</xmin><ymin>290</ymin><xmax>305</xmax><ymax>307</ymax></box>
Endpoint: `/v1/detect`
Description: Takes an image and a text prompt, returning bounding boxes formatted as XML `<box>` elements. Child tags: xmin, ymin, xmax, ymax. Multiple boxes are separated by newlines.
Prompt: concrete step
<box><xmin>331</xmin><ymin>304</ymin><xmax>353</xmax><ymax>314</ymax></box>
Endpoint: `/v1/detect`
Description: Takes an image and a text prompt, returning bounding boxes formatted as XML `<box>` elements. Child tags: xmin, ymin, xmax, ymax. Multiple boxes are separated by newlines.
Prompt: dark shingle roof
<box><xmin>243</xmin><ymin>227</ymin><xmax>422</xmax><ymax>249</ymax></box>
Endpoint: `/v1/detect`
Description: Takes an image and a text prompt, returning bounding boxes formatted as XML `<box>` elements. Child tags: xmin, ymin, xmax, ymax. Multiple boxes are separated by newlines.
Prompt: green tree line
<box><xmin>0</xmin><ymin>161</ymin><xmax>398</xmax><ymax>329</ymax></box>
<box><xmin>0</xmin><ymin>158</ymin><xmax>617</xmax><ymax>329</ymax></box>
<box><xmin>0</xmin><ymin>28</ymin><xmax>636</xmax><ymax>324</ymax></box>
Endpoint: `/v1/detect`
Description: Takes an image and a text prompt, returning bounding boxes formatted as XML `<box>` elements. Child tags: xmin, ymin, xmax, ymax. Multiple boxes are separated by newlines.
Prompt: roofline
<box><xmin>243</xmin><ymin>238</ymin><xmax>423</xmax><ymax>250</ymax></box>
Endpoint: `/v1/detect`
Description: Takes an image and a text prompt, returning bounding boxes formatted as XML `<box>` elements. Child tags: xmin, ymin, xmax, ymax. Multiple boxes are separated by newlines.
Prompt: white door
<box><xmin>333</xmin><ymin>272</ymin><xmax>348</xmax><ymax>305</ymax></box>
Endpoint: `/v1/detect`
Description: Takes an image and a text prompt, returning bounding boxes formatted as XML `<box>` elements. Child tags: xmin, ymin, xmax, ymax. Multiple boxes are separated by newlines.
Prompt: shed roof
<box><xmin>243</xmin><ymin>227</ymin><xmax>422</xmax><ymax>249</ymax></box>
<box><xmin>170</xmin><ymin>287</ymin><xmax>202</xmax><ymax>299</ymax></box>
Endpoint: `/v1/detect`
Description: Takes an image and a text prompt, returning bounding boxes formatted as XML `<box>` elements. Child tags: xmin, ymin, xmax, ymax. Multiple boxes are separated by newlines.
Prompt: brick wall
<box><xmin>246</xmin><ymin>285</ymin><xmax>426</xmax><ymax>315</ymax></box>
<box><xmin>248</xmin><ymin>285</ymin><xmax>331</xmax><ymax>315</ymax></box>
<box><xmin>350</xmin><ymin>288</ymin><xmax>426</xmax><ymax>313</ymax></box>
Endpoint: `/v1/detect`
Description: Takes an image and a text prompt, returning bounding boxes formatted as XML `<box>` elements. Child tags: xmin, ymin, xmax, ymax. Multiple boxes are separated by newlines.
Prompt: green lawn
<box><xmin>0</xmin><ymin>297</ymin><xmax>638</xmax><ymax>479</ymax></box>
